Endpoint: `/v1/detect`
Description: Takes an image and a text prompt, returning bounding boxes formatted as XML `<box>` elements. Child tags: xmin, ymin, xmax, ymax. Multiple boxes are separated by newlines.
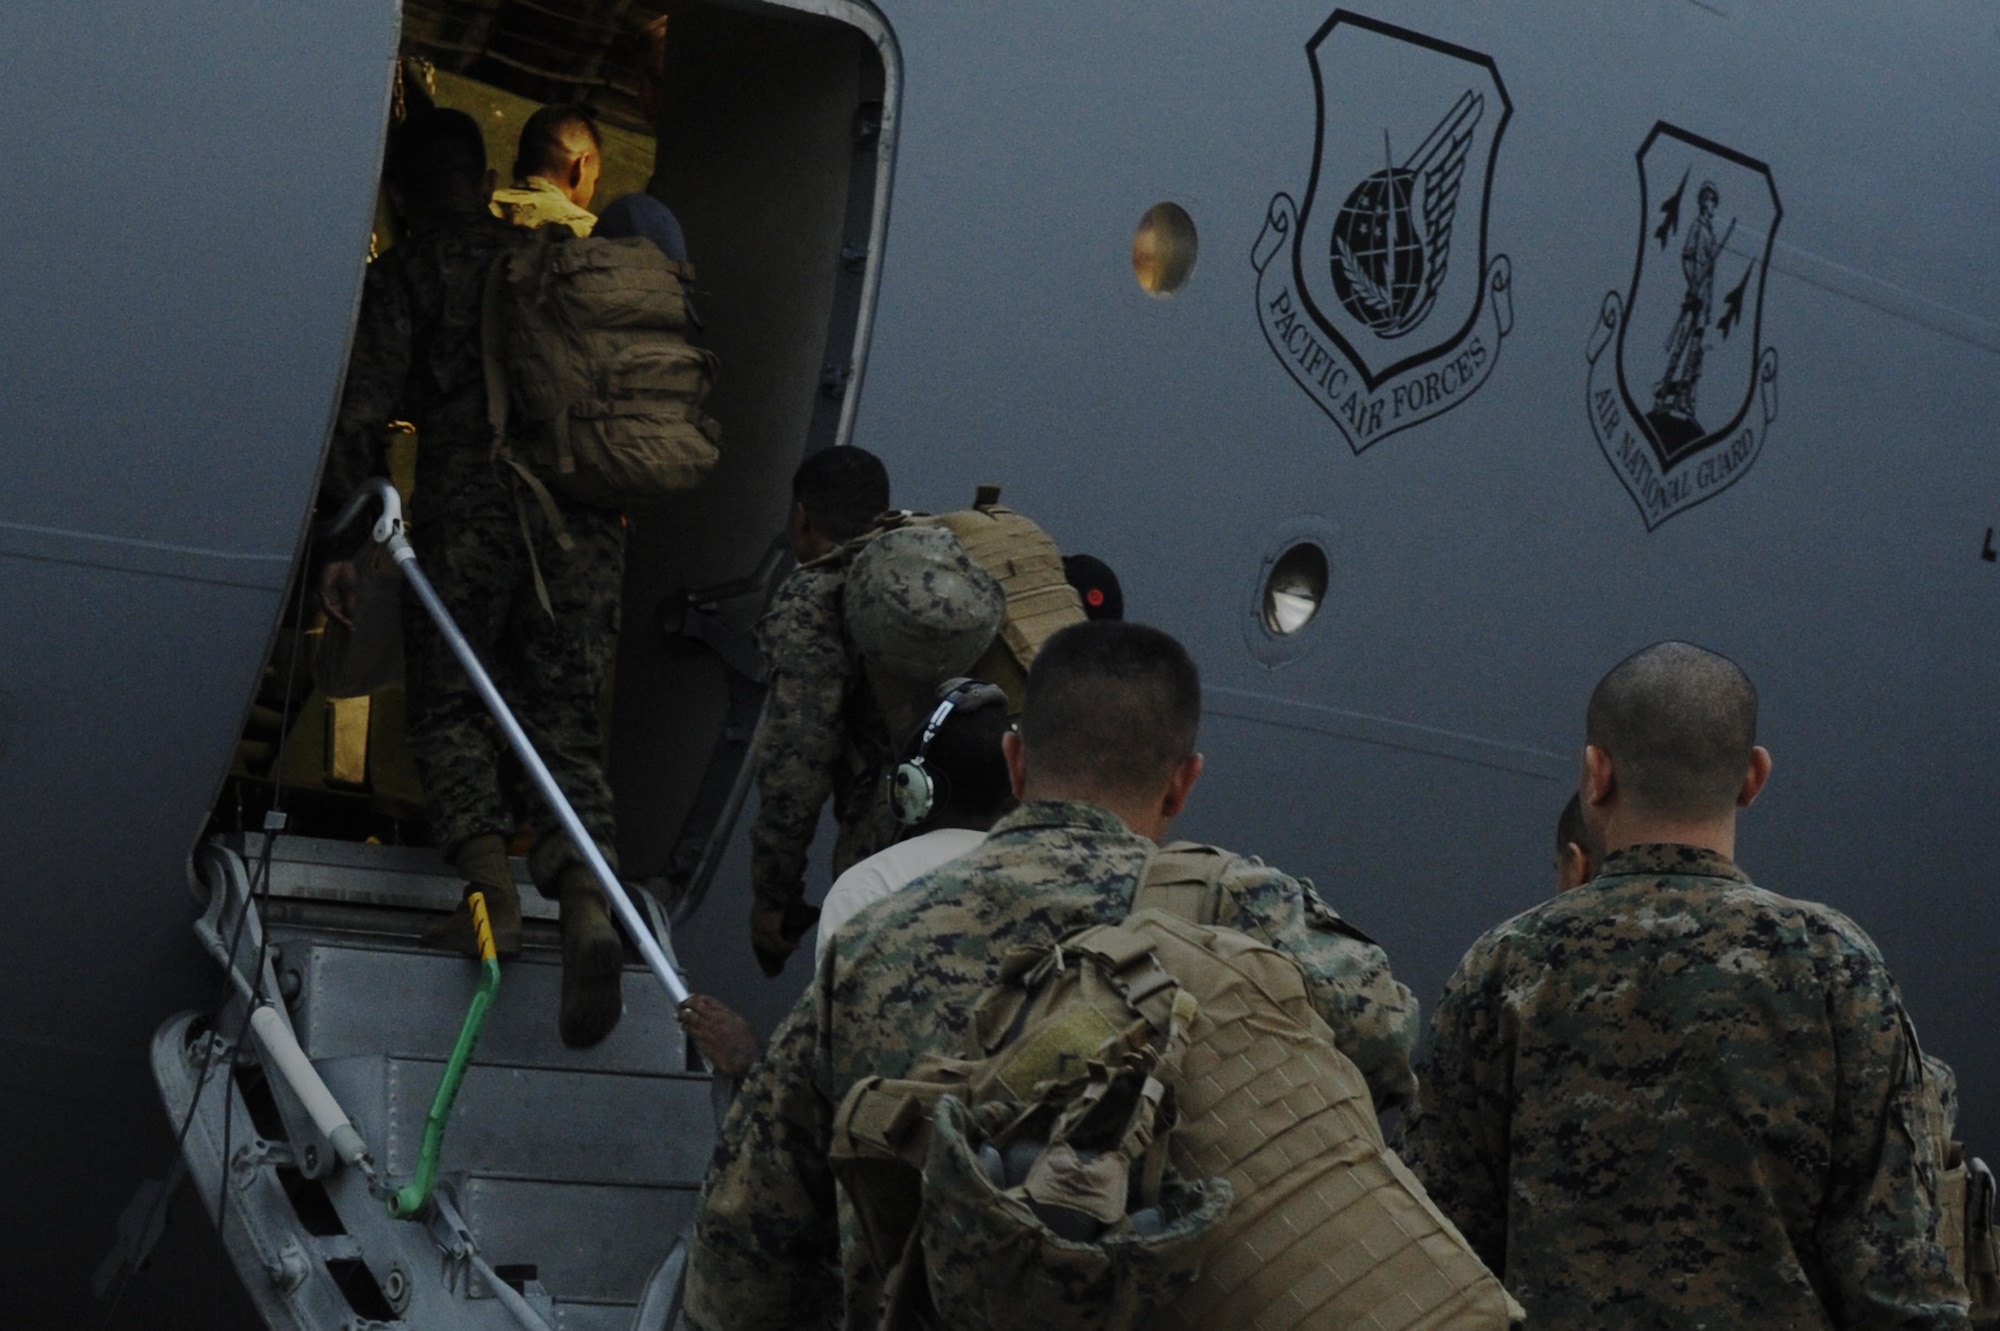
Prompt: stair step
<box><xmin>378</xmin><ymin>1057</ymin><xmax>714</xmax><ymax>1185</ymax></box>
<box><xmin>290</xmin><ymin>940</ymin><xmax>687</xmax><ymax>1074</ymax></box>
<box><xmin>230</xmin><ymin>831</ymin><xmax>561</xmax><ymax>920</ymax></box>
<box><xmin>463</xmin><ymin>1174</ymin><xmax>700</xmax><ymax>1304</ymax></box>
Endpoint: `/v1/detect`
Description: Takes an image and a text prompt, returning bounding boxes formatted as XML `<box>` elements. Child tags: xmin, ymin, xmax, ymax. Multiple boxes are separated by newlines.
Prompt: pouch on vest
<box><xmin>1919</xmin><ymin>1050</ymin><xmax>1998</xmax><ymax>1321</ymax></box>
<box><xmin>830</xmin><ymin>925</ymin><xmax>1231</xmax><ymax>1330</ymax></box>
<box><xmin>1939</xmin><ymin>1146</ymin><xmax>1999</xmax><ymax>1322</ymax></box>
<box><xmin>482</xmin><ymin>226</ymin><xmax>721</xmax><ymax>514</ymax></box>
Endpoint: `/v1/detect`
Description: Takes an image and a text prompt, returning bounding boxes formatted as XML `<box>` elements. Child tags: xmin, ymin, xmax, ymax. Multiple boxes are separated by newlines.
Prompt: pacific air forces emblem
<box><xmin>1587</xmin><ymin>123</ymin><xmax>1782</xmax><ymax>529</ymax></box>
<box><xmin>1254</xmin><ymin>11</ymin><xmax>1513</xmax><ymax>453</ymax></box>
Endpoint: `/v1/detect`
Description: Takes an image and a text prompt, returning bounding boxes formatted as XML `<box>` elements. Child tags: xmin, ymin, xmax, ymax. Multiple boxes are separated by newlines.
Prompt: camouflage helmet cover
<box><xmin>846</xmin><ymin>526</ymin><xmax>1006</xmax><ymax>681</ymax></box>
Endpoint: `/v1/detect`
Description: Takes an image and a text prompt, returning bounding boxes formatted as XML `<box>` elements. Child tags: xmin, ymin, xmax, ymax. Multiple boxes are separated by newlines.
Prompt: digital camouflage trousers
<box><xmin>403</xmin><ymin>484</ymin><xmax>625</xmax><ymax>892</ymax></box>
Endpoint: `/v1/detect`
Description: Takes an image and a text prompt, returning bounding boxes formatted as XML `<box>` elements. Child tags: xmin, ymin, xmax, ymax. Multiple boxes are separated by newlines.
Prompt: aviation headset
<box><xmin>889</xmin><ymin>677</ymin><xmax>1011</xmax><ymax>827</ymax></box>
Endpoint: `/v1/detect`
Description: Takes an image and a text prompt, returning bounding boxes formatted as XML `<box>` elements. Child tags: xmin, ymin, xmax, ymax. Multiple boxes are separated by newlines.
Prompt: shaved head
<box><xmin>514</xmin><ymin>103</ymin><xmax>601</xmax><ymax>187</ymax></box>
<box><xmin>1021</xmin><ymin>622</ymin><xmax>1200</xmax><ymax>798</ymax></box>
<box><xmin>1586</xmin><ymin>641</ymin><xmax>1758</xmax><ymax>819</ymax></box>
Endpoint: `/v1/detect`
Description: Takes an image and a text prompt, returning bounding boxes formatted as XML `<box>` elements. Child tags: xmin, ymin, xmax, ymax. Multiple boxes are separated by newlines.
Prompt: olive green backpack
<box><xmin>482</xmin><ymin>226</ymin><xmax>721</xmax><ymax>513</ymax></box>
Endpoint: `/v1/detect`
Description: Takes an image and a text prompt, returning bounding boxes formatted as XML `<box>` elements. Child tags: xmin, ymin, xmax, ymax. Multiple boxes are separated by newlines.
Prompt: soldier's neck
<box><xmin>1020</xmin><ymin>780</ymin><xmax>1173</xmax><ymax>843</ymax></box>
<box><xmin>1599</xmin><ymin>806</ymin><xmax>1737</xmax><ymax>862</ymax></box>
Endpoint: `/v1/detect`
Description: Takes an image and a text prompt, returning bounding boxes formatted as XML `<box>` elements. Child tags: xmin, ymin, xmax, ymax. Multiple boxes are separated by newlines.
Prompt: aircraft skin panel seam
<box><xmin>1767</xmin><ymin>240</ymin><xmax>2000</xmax><ymax>356</ymax></box>
<box><xmin>1206</xmin><ymin>686</ymin><xmax>1568</xmax><ymax>782</ymax></box>
<box><xmin>0</xmin><ymin>524</ymin><xmax>291</xmax><ymax>593</ymax></box>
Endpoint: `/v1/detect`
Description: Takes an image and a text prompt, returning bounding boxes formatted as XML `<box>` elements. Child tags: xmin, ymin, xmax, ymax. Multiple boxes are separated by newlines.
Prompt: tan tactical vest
<box><xmin>830</xmin><ymin>847</ymin><xmax>1521</xmax><ymax>1331</ymax></box>
<box><xmin>918</xmin><ymin>485</ymin><xmax>1086</xmax><ymax>713</ymax></box>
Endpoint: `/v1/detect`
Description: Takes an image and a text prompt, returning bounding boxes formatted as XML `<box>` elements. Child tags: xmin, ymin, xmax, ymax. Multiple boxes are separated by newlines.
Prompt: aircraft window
<box><xmin>1262</xmin><ymin>542</ymin><xmax>1328</xmax><ymax>636</ymax></box>
<box><xmin>1132</xmin><ymin>202</ymin><xmax>1197</xmax><ymax>296</ymax></box>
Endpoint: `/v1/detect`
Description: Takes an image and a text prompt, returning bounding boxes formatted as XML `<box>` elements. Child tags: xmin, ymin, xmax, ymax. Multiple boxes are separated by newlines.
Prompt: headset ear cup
<box><xmin>892</xmin><ymin>759</ymin><xmax>935</xmax><ymax>826</ymax></box>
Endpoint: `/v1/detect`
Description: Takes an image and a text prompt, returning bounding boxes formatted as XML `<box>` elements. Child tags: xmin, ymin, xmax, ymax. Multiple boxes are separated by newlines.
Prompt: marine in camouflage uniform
<box><xmin>747</xmin><ymin>552</ymin><xmax>901</xmax><ymax>926</ymax></box>
<box><xmin>1400</xmin><ymin>842</ymin><xmax>1968</xmax><ymax>1329</ymax></box>
<box><xmin>748</xmin><ymin>523</ymin><xmax>1005</xmax><ymax>970</ymax></box>
<box><xmin>328</xmin><ymin>196</ymin><xmax>624</xmax><ymax>889</ymax></box>
<box><xmin>686</xmin><ymin>798</ymin><xmax>1419</xmax><ymax>1330</ymax></box>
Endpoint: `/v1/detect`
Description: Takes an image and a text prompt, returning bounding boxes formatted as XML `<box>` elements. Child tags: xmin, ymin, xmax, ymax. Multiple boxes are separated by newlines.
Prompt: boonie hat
<box><xmin>847</xmin><ymin>526</ymin><xmax>1006</xmax><ymax>681</ymax></box>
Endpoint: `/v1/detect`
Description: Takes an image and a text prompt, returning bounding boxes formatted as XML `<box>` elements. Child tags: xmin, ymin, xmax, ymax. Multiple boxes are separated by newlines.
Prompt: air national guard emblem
<box><xmin>1254</xmin><ymin>11</ymin><xmax>1513</xmax><ymax>453</ymax></box>
<box><xmin>1588</xmin><ymin>124</ymin><xmax>1782</xmax><ymax>529</ymax></box>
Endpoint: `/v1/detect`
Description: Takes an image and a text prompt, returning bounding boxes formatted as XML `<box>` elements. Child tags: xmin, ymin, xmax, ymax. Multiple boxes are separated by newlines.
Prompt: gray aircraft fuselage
<box><xmin>1</xmin><ymin>0</ymin><xmax>1993</xmax><ymax>1324</ymax></box>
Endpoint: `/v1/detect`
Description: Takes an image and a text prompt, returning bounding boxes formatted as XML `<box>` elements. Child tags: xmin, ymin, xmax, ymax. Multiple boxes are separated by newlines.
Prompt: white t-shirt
<box><xmin>814</xmin><ymin>827</ymin><xmax>988</xmax><ymax>971</ymax></box>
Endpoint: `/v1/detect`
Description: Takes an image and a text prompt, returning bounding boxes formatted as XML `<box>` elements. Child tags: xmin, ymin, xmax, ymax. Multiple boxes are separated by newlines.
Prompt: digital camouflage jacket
<box><xmin>747</xmin><ymin>556</ymin><xmax>898</xmax><ymax>914</ymax></box>
<box><xmin>325</xmin><ymin>205</ymin><xmax>526</xmax><ymax>522</ymax></box>
<box><xmin>1400</xmin><ymin>843</ymin><xmax>1968</xmax><ymax>1330</ymax></box>
<box><xmin>685</xmin><ymin>799</ymin><xmax>1420</xmax><ymax>1331</ymax></box>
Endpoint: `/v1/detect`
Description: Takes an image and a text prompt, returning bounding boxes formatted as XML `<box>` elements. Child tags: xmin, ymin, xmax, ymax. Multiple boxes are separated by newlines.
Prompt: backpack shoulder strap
<box><xmin>481</xmin><ymin>249</ymin><xmax>513</xmax><ymax>454</ymax></box>
<box><xmin>1131</xmin><ymin>842</ymin><xmax>1235</xmax><ymax>927</ymax></box>
<box><xmin>480</xmin><ymin>239</ymin><xmax>573</xmax><ymax>618</ymax></box>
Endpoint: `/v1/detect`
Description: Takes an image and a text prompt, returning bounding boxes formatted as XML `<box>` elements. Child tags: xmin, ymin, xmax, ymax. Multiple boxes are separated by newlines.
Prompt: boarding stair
<box><xmin>152</xmin><ymin>833</ymin><xmax>714</xmax><ymax>1330</ymax></box>
<box><xmin>149</xmin><ymin>481</ymin><xmax>716</xmax><ymax>1330</ymax></box>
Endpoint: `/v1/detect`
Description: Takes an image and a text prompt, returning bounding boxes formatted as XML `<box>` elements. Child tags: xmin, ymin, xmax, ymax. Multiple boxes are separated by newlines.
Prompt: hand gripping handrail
<box><xmin>324</xmin><ymin>479</ymin><xmax>694</xmax><ymax>1019</ymax></box>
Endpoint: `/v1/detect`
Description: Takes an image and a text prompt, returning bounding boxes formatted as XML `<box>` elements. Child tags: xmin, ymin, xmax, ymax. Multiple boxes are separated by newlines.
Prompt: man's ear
<box><xmin>481</xmin><ymin>167</ymin><xmax>498</xmax><ymax>203</ymax></box>
<box><xmin>1558</xmin><ymin>841</ymin><xmax>1596</xmax><ymax>892</ymax></box>
<box><xmin>1003</xmin><ymin>730</ymin><xmax>1028</xmax><ymax>801</ymax></box>
<box><xmin>1737</xmin><ymin>746</ymin><xmax>1773</xmax><ymax>808</ymax></box>
<box><xmin>1159</xmin><ymin>752</ymin><xmax>1204</xmax><ymax>821</ymax></box>
<box><xmin>1583</xmin><ymin>744</ymin><xmax>1616</xmax><ymax>808</ymax></box>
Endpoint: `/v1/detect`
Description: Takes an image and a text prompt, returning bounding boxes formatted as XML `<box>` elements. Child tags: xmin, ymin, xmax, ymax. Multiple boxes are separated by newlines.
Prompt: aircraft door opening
<box><xmin>212</xmin><ymin>0</ymin><xmax>898</xmax><ymax>927</ymax></box>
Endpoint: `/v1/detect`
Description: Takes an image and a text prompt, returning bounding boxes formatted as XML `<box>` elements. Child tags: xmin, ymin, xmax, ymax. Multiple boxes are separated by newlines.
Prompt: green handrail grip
<box><xmin>389</xmin><ymin>893</ymin><xmax>502</xmax><ymax>1220</ymax></box>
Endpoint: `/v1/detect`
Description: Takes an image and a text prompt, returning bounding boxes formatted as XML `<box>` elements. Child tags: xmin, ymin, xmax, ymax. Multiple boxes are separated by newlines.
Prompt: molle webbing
<box><xmin>830</xmin><ymin>927</ymin><xmax>1215</xmax><ymax>1331</ymax></box>
<box><xmin>1131</xmin><ymin>843</ymin><xmax>1235</xmax><ymax>926</ymax></box>
<box><xmin>926</xmin><ymin>501</ymin><xmax>1083</xmax><ymax>676</ymax></box>
<box><xmin>1118</xmin><ymin>914</ymin><xmax>1520</xmax><ymax>1331</ymax></box>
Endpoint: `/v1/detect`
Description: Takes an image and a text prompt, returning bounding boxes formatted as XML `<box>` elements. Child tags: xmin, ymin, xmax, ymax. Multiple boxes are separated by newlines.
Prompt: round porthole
<box><xmin>1262</xmin><ymin>542</ymin><xmax>1328</xmax><ymax>635</ymax></box>
<box><xmin>1243</xmin><ymin>518</ymin><xmax>1340</xmax><ymax>669</ymax></box>
<box><xmin>1132</xmin><ymin>202</ymin><xmax>1198</xmax><ymax>296</ymax></box>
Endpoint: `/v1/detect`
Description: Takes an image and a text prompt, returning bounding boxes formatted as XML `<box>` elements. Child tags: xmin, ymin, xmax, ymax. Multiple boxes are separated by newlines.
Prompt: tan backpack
<box><xmin>830</xmin><ymin>849</ymin><xmax>1521</xmax><ymax>1331</ymax></box>
<box><xmin>482</xmin><ymin>226</ymin><xmax>721</xmax><ymax>513</ymax></box>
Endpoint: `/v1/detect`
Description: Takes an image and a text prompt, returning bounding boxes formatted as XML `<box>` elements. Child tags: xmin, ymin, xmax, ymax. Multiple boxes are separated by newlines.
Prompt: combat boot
<box><xmin>558</xmin><ymin>865</ymin><xmax>624</xmax><ymax>1048</ymax></box>
<box><xmin>422</xmin><ymin>833</ymin><xmax>523</xmax><ymax>959</ymax></box>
